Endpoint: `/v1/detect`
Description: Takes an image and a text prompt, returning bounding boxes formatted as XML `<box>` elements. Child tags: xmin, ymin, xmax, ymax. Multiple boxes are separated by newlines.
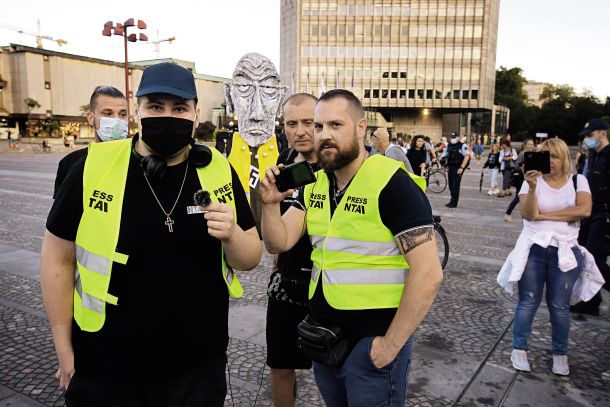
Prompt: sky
<box><xmin>1</xmin><ymin>0</ymin><xmax>609</xmax><ymax>99</ymax></box>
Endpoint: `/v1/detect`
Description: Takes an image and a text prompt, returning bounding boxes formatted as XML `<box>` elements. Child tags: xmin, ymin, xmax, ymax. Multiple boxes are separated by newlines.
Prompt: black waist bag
<box><xmin>297</xmin><ymin>315</ymin><xmax>351</xmax><ymax>367</ymax></box>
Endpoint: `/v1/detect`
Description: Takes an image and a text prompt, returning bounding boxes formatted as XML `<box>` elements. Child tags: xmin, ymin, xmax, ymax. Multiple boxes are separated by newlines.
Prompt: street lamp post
<box><xmin>102</xmin><ymin>19</ymin><xmax>148</xmax><ymax>119</ymax></box>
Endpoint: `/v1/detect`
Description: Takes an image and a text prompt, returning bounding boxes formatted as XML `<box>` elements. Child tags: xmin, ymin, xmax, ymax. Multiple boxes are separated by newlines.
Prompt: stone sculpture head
<box><xmin>223</xmin><ymin>53</ymin><xmax>285</xmax><ymax>147</ymax></box>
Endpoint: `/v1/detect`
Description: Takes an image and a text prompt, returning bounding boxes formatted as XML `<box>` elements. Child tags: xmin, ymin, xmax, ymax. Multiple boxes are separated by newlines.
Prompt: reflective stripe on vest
<box><xmin>312</xmin><ymin>266</ymin><xmax>407</xmax><ymax>285</ymax></box>
<box><xmin>309</xmin><ymin>235</ymin><xmax>401</xmax><ymax>256</ymax></box>
<box><xmin>74</xmin><ymin>269</ymin><xmax>103</xmax><ymax>313</ymax></box>
<box><xmin>76</xmin><ymin>244</ymin><xmax>110</xmax><ymax>276</ymax></box>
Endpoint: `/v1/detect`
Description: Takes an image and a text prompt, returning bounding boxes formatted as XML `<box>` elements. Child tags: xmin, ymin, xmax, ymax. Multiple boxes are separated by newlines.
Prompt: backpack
<box><xmin>447</xmin><ymin>142</ymin><xmax>469</xmax><ymax>168</ymax></box>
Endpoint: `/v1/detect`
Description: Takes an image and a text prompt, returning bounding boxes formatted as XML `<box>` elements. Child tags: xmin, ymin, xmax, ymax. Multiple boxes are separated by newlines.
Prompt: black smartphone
<box><xmin>524</xmin><ymin>151</ymin><xmax>551</xmax><ymax>174</ymax></box>
<box><xmin>275</xmin><ymin>161</ymin><xmax>317</xmax><ymax>192</ymax></box>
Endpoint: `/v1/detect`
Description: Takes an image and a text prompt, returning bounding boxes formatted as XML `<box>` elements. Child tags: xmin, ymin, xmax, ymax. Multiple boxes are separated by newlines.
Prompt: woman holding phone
<box><xmin>497</xmin><ymin>138</ymin><xmax>604</xmax><ymax>376</ymax></box>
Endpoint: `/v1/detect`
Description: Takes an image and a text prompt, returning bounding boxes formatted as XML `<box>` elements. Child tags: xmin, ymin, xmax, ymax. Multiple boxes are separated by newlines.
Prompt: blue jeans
<box><xmin>512</xmin><ymin>244</ymin><xmax>583</xmax><ymax>355</ymax></box>
<box><xmin>313</xmin><ymin>336</ymin><xmax>413</xmax><ymax>407</ymax></box>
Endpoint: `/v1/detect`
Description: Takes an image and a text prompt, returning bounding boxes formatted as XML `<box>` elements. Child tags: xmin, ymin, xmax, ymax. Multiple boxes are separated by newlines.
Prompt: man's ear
<box><xmin>357</xmin><ymin>118</ymin><xmax>367</xmax><ymax>139</ymax></box>
<box><xmin>86</xmin><ymin>112</ymin><xmax>95</xmax><ymax>127</ymax></box>
<box><xmin>194</xmin><ymin>108</ymin><xmax>201</xmax><ymax>128</ymax></box>
<box><xmin>223</xmin><ymin>83</ymin><xmax>234</xmax><ymax>116</ymax></box>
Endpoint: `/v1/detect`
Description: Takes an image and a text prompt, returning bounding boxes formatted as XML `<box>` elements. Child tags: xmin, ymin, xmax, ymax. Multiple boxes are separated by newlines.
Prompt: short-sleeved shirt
<box><xmin>47</xmin><ymin>149</ymin><xmax>255</xmax><ymax>381</ymax></box>
<box><xmin>292</xmin><ymin>165</ymin><xmax>434</xmax><ymax>343</ymax></box>
<box><xmin>519</xmin><ymin>174</ymin><xmax>590</xmax><ymax>239</ymax></box>
<box><xmin>384</xmin><ymin>144</ymin><xmax>414</xmax><ymax>173</ymax></box>
<box><xmin>53</xmin><ymin>148</ymin><xmax>88</xmax><ymax>198</ymax></box>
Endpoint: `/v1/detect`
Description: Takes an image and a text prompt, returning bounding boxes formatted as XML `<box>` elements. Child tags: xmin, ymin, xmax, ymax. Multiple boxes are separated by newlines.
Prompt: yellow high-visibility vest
<box><xmin>74</xmin><ymin>138</ymin><xmax>242</xmax><ymax>332</ymax></box>
<box><xmin>227</xmin><ymin>132</ymin><xmax>279</xmax><ymax>202</ymax></box>
<box><xmin>304</xmin><ymin>154</ymin><xmax>426</xmax><ymax>310</ymax></box>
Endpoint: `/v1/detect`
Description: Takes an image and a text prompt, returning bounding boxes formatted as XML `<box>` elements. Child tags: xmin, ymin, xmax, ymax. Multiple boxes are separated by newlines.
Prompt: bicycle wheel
<box><xmin>427</xmin><ymin>170</ymin><xmax>447</xmax><ymax>193</ymax></box>
<box><xmin>434</xmin><ymin>223</ymin><xmax>449</xmax><ymax>270</ymax></box>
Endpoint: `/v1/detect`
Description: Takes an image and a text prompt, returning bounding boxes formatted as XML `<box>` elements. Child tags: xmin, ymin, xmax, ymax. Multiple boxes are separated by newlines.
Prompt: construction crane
<box><xmin>151</xmin><ymin>30</ymin><xmax>175</xmax><ymax>58</ymax></box>
<box><xmin>0</xmin><ymin>20</ymin><xmax>68</xmax><ymax>49</ymax></box>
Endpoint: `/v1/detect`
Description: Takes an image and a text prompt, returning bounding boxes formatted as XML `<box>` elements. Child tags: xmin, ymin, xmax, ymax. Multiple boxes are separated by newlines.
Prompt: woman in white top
<box><xmin>498</xmin><ymin>138</ymin><xmax>604</xmax><ymax>376</ymax></box>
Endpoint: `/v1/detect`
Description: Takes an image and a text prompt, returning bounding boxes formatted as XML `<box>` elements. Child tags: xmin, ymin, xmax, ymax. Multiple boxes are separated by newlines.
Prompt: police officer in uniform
<box><xmin>41</xmin><ymin>62</ymin><xmax>261</xmax><ymax>406</ymax></box>
<box><xmin>442</xmin><ymin>132</ymin><xmax>470</xmax><ymax>208</ymax></box>
<box><xmin>260</xmin><ymin>89</ymin><xmax>443</xmax><ymax>407</ymax></box>
<box><xmin>571</xmin><ymin>118</ymin><xmax>610</xmax><ymax>316</ymax></box>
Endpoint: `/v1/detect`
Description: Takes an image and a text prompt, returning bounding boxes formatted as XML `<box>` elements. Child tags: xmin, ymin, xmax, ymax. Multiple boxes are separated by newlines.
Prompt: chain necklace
<box><xmin>142</xmin><ymin>161</ymin><xmax>189</xmax><ymax>233</ymax></box>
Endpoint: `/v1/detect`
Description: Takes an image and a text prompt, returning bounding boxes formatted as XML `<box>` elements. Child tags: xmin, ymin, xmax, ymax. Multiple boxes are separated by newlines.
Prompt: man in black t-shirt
<box><xmin>41</xmin><ymin>63</ymin><xmax>261</xmax><ymax>407</ymax></box>
<box><xmin>261</xmin><ymin>90</ymin><xmax>443</xmax><ymax>406</ymax></box>
<box><xmin>53</xmin><ymin>86</ymin><xmax>128</xmax><ymax>198</ymax></box>
<box><xmin>265</xmin><ymin>93</ymin><xmax>318</xmax><ymax>407</ymax></box>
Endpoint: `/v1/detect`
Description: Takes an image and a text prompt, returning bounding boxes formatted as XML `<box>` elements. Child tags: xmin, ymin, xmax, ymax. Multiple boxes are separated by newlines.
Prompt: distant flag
<box><xmin>306</xmin><ymin>71</ymin><xmax>311</xmax><ymax>94</ymax></box>
<box><xmin>319</xmin><ymin>71</ymin><xmax>326</xmax><ymax>96</ymax></box>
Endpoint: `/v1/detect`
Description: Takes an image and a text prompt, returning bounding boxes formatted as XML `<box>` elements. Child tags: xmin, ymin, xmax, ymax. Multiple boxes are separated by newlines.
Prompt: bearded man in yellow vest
<box><xmin>261</xmin><ymin>89</ymin><xmax>443</xmax><ymax>407</ymax></box>
<box><xmin>40</xmin><ymin>62</ymin><xmax>261</xmax><ymax>406</ymax></box>
<box><xmin>223</xmin><ymin>53</ymin><xmax>286</xmax><ymax>231</ymax></box>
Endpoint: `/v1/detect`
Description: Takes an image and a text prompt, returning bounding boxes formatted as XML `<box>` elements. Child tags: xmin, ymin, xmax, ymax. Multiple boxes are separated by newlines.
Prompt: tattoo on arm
<box><xmin>396</xmin><ymin>227</ymin><xmax>434</xmax><ymax>255</ymax></box>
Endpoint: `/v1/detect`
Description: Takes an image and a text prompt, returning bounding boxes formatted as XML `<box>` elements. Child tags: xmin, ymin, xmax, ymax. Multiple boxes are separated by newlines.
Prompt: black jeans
<box><xmin>65</xmin><ymin>359</ymin><xmax>227</xmax><ymax>407</ymax></box>
<box><xmin>447</xmin><ymin>166</ymin><xmax>463</xmax><ymax>205</ymax></box>
<box><xmin>577</xmin><ymin>212</ymin><xmax>610</xmax><ymax>308</ymax></box>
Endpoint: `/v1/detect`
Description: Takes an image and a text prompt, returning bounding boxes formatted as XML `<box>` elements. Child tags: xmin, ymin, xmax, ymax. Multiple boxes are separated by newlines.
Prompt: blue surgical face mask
<box><xmin>583</xmin><ymin>137</ymin><xmax>599</xmax><ymax>150</ymax></box>
<box><xmin>96</xmin><ymin>117</ymin><xmax>129</xmax><ymax>141</ymax></box>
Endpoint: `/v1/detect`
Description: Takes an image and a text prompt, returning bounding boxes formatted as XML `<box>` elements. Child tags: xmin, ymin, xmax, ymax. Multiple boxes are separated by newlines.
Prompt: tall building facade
<box><xmin>281</xmin><ymin>0</ymin><xmax>502</xmax><ymax>139</ymax></box>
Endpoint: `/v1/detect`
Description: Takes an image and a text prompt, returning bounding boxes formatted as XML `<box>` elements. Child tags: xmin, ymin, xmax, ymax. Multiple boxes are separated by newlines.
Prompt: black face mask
<box><xmin>140</xmin><ymin>116</ymin><xmax>194</xmax><ymax>157</ymax></box>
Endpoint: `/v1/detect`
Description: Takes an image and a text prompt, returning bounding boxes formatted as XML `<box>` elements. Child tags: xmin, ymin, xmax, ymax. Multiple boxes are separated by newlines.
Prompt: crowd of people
<box><xmin>38</xmin><ymin>61</ymin><xmax>607</xmax><ymax>407</ymax></box>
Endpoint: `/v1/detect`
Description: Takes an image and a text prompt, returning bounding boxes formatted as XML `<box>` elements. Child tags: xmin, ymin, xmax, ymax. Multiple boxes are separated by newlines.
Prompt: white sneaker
<box><xmin>511</xmin><ymin>349</ymin><xmax>531</xmax><ymax>372</ymax></box>
<box><xmin>487</xmin><ymin>189</ymin><xmax>493</xmax><ymax>196</ymax></box>
<box><xmin>552</xmin><ymin>355</ymin><xmax>569</xmax><ymax>376</ymax></box>
<box><xmin>493</xmin><ymin>188</ymin><xmax>500</xmax><ymax>195</ymax></box>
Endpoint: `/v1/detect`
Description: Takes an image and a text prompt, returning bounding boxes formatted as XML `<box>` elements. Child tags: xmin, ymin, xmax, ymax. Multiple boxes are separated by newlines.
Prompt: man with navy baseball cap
<box><xmin>41</xmin><ymin>61</ymin><xmax>261</xmax><ymax>406</ymax></box>
<box><xmin>571</xmin><ymin>118</ymin><xmax>609</xmax><ymax>316</ymax></box>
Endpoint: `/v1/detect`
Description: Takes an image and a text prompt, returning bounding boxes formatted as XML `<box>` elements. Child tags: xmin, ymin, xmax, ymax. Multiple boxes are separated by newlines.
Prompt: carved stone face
<box><xmin>224</xmin><ymin>53</ymin><xmax>284</xmax><ymax>147</ymax></box>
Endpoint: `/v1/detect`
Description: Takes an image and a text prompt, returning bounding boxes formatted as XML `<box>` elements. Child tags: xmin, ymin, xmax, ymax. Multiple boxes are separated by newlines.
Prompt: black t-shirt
<box><xmin>53</xmin><ymin>148</ymin><xmax>88</xmax><ymax>198</ymax></box>
<box><xmin>406</xmin><ymin>148</ymin><xmax>427</xmax><ymax>176</ymax></box>
<box><xmin>47</xmin><ymin>151</ymin><xmax>255</xmax><ymax>381</ymax></box>
<box><xmin>292</xmin><ymin>167</ymin><xmax>433</xmax><ymax>342</ymax></box>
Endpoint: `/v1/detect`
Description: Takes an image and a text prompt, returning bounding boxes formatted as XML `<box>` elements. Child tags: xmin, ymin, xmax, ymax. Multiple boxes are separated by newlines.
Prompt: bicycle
<box><xmin>425</xmin><ymin>161</ymin><xmax>447</xmax><ymax>194</ymax></box>
<box><xmin>433</xmin><ymin>214</ymin><xmax>449</xmax><ymax>270</ymax></box>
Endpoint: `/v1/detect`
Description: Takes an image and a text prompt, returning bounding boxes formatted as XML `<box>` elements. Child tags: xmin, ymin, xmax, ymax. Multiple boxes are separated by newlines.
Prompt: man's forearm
<box><xmin>261</xmin><ymin>202</ymin><xmax>289</xmax><ymax>253</ymax></box>
<box><xmin>224</xmin><ymin>227</ymin><xmax>262</xmax><ymax>270</ymax></box>
<box><xmin>40</xmin><ymin>231</ymin><xmax>76</xmax><ymax>360</ymax></box>
<box><xmin>384</xmin><ymin>263</ymin><xmax>442</xmax><ymax>349</ymax></box>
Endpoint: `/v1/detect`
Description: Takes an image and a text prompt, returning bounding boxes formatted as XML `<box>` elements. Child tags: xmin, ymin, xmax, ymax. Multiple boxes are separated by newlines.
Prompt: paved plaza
<box><xmin>0</xmin><ymin>149</ymin><xmax>609</xmax><ymax>406</ymax></box>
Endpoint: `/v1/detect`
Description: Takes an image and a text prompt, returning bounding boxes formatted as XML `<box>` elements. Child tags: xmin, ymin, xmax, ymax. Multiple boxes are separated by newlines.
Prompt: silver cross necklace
<box><xmin>142</xmin><ymin>161</ymin><xmax>189</xmax><ymax>233</ymax></box>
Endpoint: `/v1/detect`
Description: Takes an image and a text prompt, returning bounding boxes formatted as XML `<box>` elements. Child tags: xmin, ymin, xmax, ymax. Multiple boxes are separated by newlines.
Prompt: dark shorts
<box><xmin>65</xmin><ymin>359</ymin><xmax>226</xmax><ymax>407</ymax></box>
<box><xmin>266</xmin><ymin>297</ymin><xmax>312</xmax><ymax>369</ymax></box>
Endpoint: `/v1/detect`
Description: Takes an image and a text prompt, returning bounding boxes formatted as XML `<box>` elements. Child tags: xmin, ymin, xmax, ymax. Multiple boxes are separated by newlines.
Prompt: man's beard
<box><xmin>316</xmin><ymin>130</ymin><xmax>360</xmax><ymax>172</ymax></box>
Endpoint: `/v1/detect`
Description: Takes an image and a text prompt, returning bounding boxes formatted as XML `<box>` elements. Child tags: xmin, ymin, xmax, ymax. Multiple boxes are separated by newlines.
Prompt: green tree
<box><xmin>24</xmin><ymin>97</ymin><xmax>41</xmax><ymax>113</ymax></box>
<box><xmin>540</xmin><ymin>84</ymin><xmax>575</xmax><ymax>104</ymax></box>
<box><xmin>494</xmin><ymin>66</ymin><xmax>528</xmax><ymax>110</ymax></box>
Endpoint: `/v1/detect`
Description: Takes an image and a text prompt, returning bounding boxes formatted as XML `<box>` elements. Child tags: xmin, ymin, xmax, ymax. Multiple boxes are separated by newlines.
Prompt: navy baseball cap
<box><xmin>578</xmin><ymin>118</ymin><xmax>608</xmax><ymax>137</ymax></box>
<box><xmin>136</xmin><ymin>62</ymin><xmax>197</xmax><ymax>101</ymax></box>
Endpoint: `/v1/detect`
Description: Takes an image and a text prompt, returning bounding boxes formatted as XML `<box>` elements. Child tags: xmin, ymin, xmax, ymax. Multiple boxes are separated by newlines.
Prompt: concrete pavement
<box><xmin>0</xmin><ymin>151</ymin><xmax>609</xmax><ymax>406</ymax></box>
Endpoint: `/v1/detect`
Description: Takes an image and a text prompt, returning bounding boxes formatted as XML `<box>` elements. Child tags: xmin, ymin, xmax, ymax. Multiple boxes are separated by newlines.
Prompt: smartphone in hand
<box><xmin>524</xmin><ymin>151</ymin><xmax>551</xmax><ymax>174</ymax></box>
<box><xmin>275</xmin><ymin>161</ymin><xmax>317</xmax><ymax>192</ymax></box>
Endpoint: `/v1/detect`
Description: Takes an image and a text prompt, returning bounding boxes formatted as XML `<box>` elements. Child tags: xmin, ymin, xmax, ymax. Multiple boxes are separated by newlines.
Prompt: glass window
<box><xmin>329</xmin><ymin>24</ymin><xmax>336</xmax><ymax>37</ymax></box>
<box><xmin>409</xmin><ymin>47</ymin><xmax>418</xmax><ymax>58</ymax></box>
<box><xmin>355</xmin><ymin>46</ymin><xmax>363</xmax><ymax>58</ymax></box>
<box><xmin>382</xmin><ymin>72</ymin><xmax>389</xmax><ymax>78</ymax></box>
<box><xmin>428</xmin><ymin>26</ymin><xmax>437</xmax><ymax>37</ymax></box>
<box><xmin>462</xmin><ymin>68</ymin><xmax>470</xmax><ymax>81</ymax></box>
<box><xmin>465</xmin><ymin>6</ymin><xmax>475</xmax><ymax>16</ymax></box>
<box><xmin>471</xmin><ymin>89</ymin><xmax>479</xmax><ymax>99</ymax></box>
<box><xmin>365</xmin><ymin>23</ymin><xmax>373</xmax><ymax>37</ymax></box>
<box><xmin>417</xmin><ymin>89</ymin><xmax>424</xmax><ymax>99</ymax></box>
<box><xmin>363</xmin><ymin>69</ymin><xmax>371</xmax><ymax>79</ymax></box>
<box><xmin>425</xmin><ymin>68</ymin><xmax>434</xmax><ymax>80</ymax></box>
<box><xmin>364</xmin><ymin>46</ymin><xmax>373</xmax><ymax>58</ymax></box>
<box><xmin>417</xmin><ymin>47</ymin><xmax>426</xmax><ymax>59</ymax></box>
<box><xmin>446</xmin><ymin>25</ymin><xmax>455</xmax><ymax>37</ymax></box>
<box><xmin>301</xmin><ymin>46</ymin><xmax>309</xmax><ymax>58</ymax></box>
<box><xmin>475</xmin><ymin>7</ymin><xmax>484</xmax><ymax>16</ymax></box>
<box><xmin>392</xmin><ymin>25</ymin><xmax>399</xmax><ymax>37</ymax></box>
<box><xmin>401</xmin><ymin>25</ymin><xmax>409</xmax><ymax>38</ymax></box>
<box><xmin>444</xmin><ymin>67</ymin><xmax>452</xmax><ymax>79</ymax></box>
<box><xmin>373</xmin><ymin>89</ymin><xmax>380</xmax><ymax>98</ymax></box>
<box><xmin>356</xmin><ymin>24</ymin><xmax>364</xmax><ymax>37</ymax></box>
<box><xmin>454</xmin><ymin>47</ymin><xmax>463</xmax><ymax>60</ymax></box>
<box><xmin>384</xmin><ymin>25</ymin><xmax>391</xmax><ymax>37</ymax></box>
<box><xmin>437</xmin><ymin>26</ymin><xmax>446</xmax><ymax>37</ymax></box>
<box><xmin>320</xmin><ymin>24</ymin><xmax>328</xmax><ymax>37</ymax></box>
<box><xmin>329</xmin><ymin>47</ymin><xmax>337</xmax><ymax>58</ymax></box>
<box><xmin>457</xmin><ymin>7</ymin><xmax>465</xmax><ymax>16</ymax></box>
<box><xmin>471</xmin><ymin>67</ymin><xmax>480</xmax><ymax>80</ymax></box>
<box><xmin>411</xmin><ymin>6</ymin><xmax>419</xmax><ymax>16</ymax></box>
<box><xmin>348</xmin><ymin>4</ymin><xmax>356</xmax><ymax>16</ymax></box>
<box><xmin>435</xmin><ymin>66</ymin><xmax>443</xmax><ymax>78</ymax></box>
<box><xmin>438</xmin><ymin>6</ymin><xmax>447</xmax><ymax>16</ymax></box>
<box><xmin>409</xmin><ymin>26</ymin><xmax>418</xmax><ymax>37</ymax></box>
<box><xmin>347</xmin><ymin>47</ymin><xmax>354</xmax><ymax>58</ymax></box>
<box><xmin>408</xmin><ymin>89</ymin><xmax>415</xmax><ymax>99</ymax></box>
<box><xmin>429</xmin><ymin>7</ymin><xmax>438</xmax><ymax>16</ymax></box>
<box><xmin>347</xmin><ymin>24</ymin><xmax>355</xmax><ymax>36</ymax></box>
<box><xmin>400</xmin><ymin>89</ymin><xmax>406</xmax><ymax>98</ymax></box>
<box><xmin>453</xmin><ymin>90</ymin><xmax>460</xmax><ymax>99</ymax></box>
<box><xmin>338</xmin><ymin>24</ymin><xmax>345</xmax><ymax>37</ymax></box>
<box><xmin>400</xmin><ymin>47</ymin><xmax>408</xmax><ymax>58</ymax></box>
<box><xmin>319</xmin><ymin>46</ymin><xmax>327</xmax><ymax>58</ymax></box>
<box><xmin>338</xmin><ymin>5</ymin><xmax>347</xmax><ymax>16</ymax></box>
<box><xmin>400</xmin><ymin>71</ymin><xmax>407</xmax><ymax>79</ymax></box>
<box><xmin>382</xmin><ymin>89</ymin><xmax>388</xmax><ymax>98</ymax></box>
<box><xmin>366</xmin><ymin>5</ymin><xmax>374</xmax><ymax>16</ymax></box>
<box><xmin>382</xmin><ymin>47</ymin><xmax>390</xmax><ymax>58</ymax></box>
<box><xmin>435</xmin><ymin>90</ymin><xmax>442</xmax><ymax>99</ymax></box>
<box><xmin>408</xmin><ymin>69</ymin><xmax>416</xmax><ymax>79</ymax></box>
<box><xmin>364</xmin><ymin>89</ymin><xmax>371</xmax><ymax>98</ymax></box>
<box><xmin>392</xmin><ymin>6</ymin><xmax>400</xmax><ymax>16</ymax></box>
<box><xmin>455</xmin><ymin>25</ymin><xmax>464</xmax><ymax>38</ymax></box>
<box><xmin>373</xmin><ymin>47</ymin><xmax>382</xmax><ymax>58</ymax></box>
<box><xmin>391</xmin><ymin>47</ymin><xmax>399</xmax><ymax>58</ymax></box>
<box><xmin>357</xmin><ymin>4</ymin><xmax>365</xmax><ymax>16</ymax></box>
<box><xmin>374</xmin><ymin>24</ymin><xmax>382</xmax><ymax>38</ymax></box>
<box><xmin>355</xmin><ymin>69</ymin><xmax>362</xmax><ymax>79</ymax></box>
<box><xmin>311</xmin><ymin>24</ymin><xmax>319</xmax><ymax>37</ymax></box>
<box><xmin>447</xmin><ymin>7</ymin><xmax>456</xmax><ymax>16</ymax></box>
<box><xmin>373</xmin><ymin>70</ymin><xmax>380</xmax><ymax>79</ymax></box>
<box><xmin>472</xmin><ymin>48</ymin><xmax>481</xmax><ymax>59</ymax></box>
<box><xmin>453</xmin><ymin>67</ymin><xmax>461</xmax><ymax>79</ymax></box>
<box><xmin>337</xmin><ymin>47</ymin><xmax>345</xmax><ymax>58</ymax></box>
<box><xmin>462</xmin><ymin>90</ymin><xmax>469</xmax><ymax>99</ymax></box>
<box><xmin>436</xmin><ymin>47</ymin><xmax>445</xmax><ymax>59</ymax></box>
<box><xmin>302</xmin><ymin>23</ymin><xmax>310</xmax><ymax>36</ymax></box>
<box><xmin>391</xmin><ymin>72</ymin><xmax>398</xmax><ymax>79</ymax></box>
<box><xmin>426</xmin><ymin>89</ymin><xmax>433</xmax><ymax>99</ymax></box>
<box><xmin>384</xmin><ymin>6</ymin><xmax>392</xmax><ymax>16</ymax></box>
<box><xmin>419</xmin><ymin>26</ymin><xmax>427</xmax><ymax>36</ymax></box>
<box><xmin>426</xmin><ymin>47</ymin><xmax>435</xmax><ymax>59</ymax></box>
<box><xmin>391</xmin><ymin>89</ymin><xmax>397</xmax><ymax>98</ymax></box>
<box><xmin>375</xmin><ymin>5</ymin><xmax>383</xmax><ymax>16</ymax></box>
<box><xmin>402</xmin><ymin>6</ymin><xmax>410</xmax><ymax>16</ymax></box>
<box><xmin>419</xmin><ymin>7</ymin><xmax>428</xmax><ymax>17</ymax></box>
<box><xmin>445</xmin><ymin>47</ymin><xmax>454</xmax><ymax>59</ymax></box>
<box><xmin>474</xmin><ymin>26</ymin><xmax>482</xmax><ymax>38</ymax></box>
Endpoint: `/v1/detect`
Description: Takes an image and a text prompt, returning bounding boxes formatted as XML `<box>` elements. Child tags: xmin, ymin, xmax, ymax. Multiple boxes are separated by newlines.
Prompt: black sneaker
<box><xmin>569</xmin><ymin>302</ymin><xmax>600</xmax><ymax>316</ymax></box>
<box><xmin>445</xmin><ymin>203</ymin><xmax>457</xmax><ymax>208</ymax></box>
